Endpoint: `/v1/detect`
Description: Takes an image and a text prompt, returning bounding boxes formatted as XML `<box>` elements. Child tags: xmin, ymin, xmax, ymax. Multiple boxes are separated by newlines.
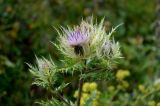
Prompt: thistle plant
<box><xmin>28</xmin><ymin>17</ymin><xmax>122</xmax><ymax>106</ymax></box>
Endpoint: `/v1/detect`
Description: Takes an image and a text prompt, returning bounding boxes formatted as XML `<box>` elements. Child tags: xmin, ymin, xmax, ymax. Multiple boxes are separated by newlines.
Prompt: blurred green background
<box><xmin>0</xmin><ymin>0</ymin><xmax>159</xmax><ymax>106</ymax></box>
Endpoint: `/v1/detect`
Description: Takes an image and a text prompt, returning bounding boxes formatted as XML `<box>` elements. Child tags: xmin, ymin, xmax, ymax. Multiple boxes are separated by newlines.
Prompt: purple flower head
<box><xmin>66</xmin><ymin>30</ymin><xmax>88</xmax><ymax>56</ymax></box>
<box><xmin>67</xmin><ymin>30</ymin><xmax>88</xmax><ymax>47</ymax></box>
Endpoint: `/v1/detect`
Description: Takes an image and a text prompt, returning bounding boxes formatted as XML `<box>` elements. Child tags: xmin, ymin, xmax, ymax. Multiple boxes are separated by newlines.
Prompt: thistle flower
<box><xmin>98</xmin><ymin>40</ymin><xmax>121</xmax><ymax>60</ymax></box>
<box><xmin>66</xmin><ymin>30</ymin><xmax>89</xmax><ymax>56</ymax></box>
<box><xmin>37</xmin><ymin>58</ymin><xmax>53</xmax><ymax>71</ymax></box>
<box><xmin>56</xmin><ymin>17</ymin><xmax>121</xmax><ymax>60</ymax></box>
<box><xmin>102</xmin><ymin>41</ymin><xmax>113</xmax><ymax>57</ymax></box>
<box><xmin>28</xmin><ymin>58</ymin><xmax>56</xmax><ymax>88</ymax></box>
<box><xmin>56</xmin><ymin>22</ymin><xmax>91</xmax><ymax>60</ymax></box>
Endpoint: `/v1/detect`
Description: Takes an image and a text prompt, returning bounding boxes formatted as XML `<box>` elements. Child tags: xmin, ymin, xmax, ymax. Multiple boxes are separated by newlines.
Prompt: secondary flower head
<box><xmin>38</xmin><ymin>59</ymin><xmax>50</xmax><ymax>69</ymax></box>
<box><xmin>28</xmin><ymin>57</ymin><xmax>56</xmax><ymax>88</ymax></box>
<box><xmin>102</xmin><ymin>41</ymin><xmax>113</xmax><ymax>57</ymax></box>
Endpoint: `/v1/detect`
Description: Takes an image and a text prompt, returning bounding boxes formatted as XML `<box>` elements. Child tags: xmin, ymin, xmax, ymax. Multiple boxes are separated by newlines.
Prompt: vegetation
<box><xmin>0</xmin><ymin>0</ymin><xmax>159</xmax><ymax>106</ymax></box>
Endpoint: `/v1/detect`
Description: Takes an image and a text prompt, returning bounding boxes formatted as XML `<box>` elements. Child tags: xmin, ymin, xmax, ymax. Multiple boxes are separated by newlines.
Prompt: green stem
<box><xmin>77</xmin><ymin>60</ymin><xmax>87</xmax><ymax>106</ymax></box>
<box><xmin>56</xmin><ymin>93</ymin><xmax>71</xmax><ymax>106</ymax></box>
<box><xmin>48</xmin><ymin>80</ymin><xmax>71</xmax><ymax>106</ymax></box>
<box><xmin>77</xmin><ymin>78</ymin><xmax>83</xmax><ymax>106</ymax></box>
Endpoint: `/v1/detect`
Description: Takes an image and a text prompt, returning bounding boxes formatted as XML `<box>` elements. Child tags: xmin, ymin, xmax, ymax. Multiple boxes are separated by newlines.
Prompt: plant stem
<box><xmin>77</xmin><ymin>60</ymin><xmax>87</xmax><ymax>106</ymax></box>
<box><xmin>56</xmin><ymin>93</ymin><xmax>71</xmax><ymax>106</ymax></box>
<box><xmin>77</xmin><ymin>78</ymin><xmax>83</xmax><ymax>106</ymax></box>
<box><xmin>49</xmin><ymin>87</ymin><xmax>71</xmax><ymax>106</ymax></box>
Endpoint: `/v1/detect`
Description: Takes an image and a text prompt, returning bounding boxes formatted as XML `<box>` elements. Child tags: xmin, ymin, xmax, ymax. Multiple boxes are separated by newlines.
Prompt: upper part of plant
<box><xmin>55</xmin><ymin>18</ymin><xmax>121</xmax><ymax>62</ymax></box>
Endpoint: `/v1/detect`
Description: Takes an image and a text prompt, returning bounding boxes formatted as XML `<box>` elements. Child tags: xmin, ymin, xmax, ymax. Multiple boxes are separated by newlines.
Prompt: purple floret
<box><xmin>67</xmin><ymin>30</ymin><xmax>88</xmax><ymax>46</ymax></box>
